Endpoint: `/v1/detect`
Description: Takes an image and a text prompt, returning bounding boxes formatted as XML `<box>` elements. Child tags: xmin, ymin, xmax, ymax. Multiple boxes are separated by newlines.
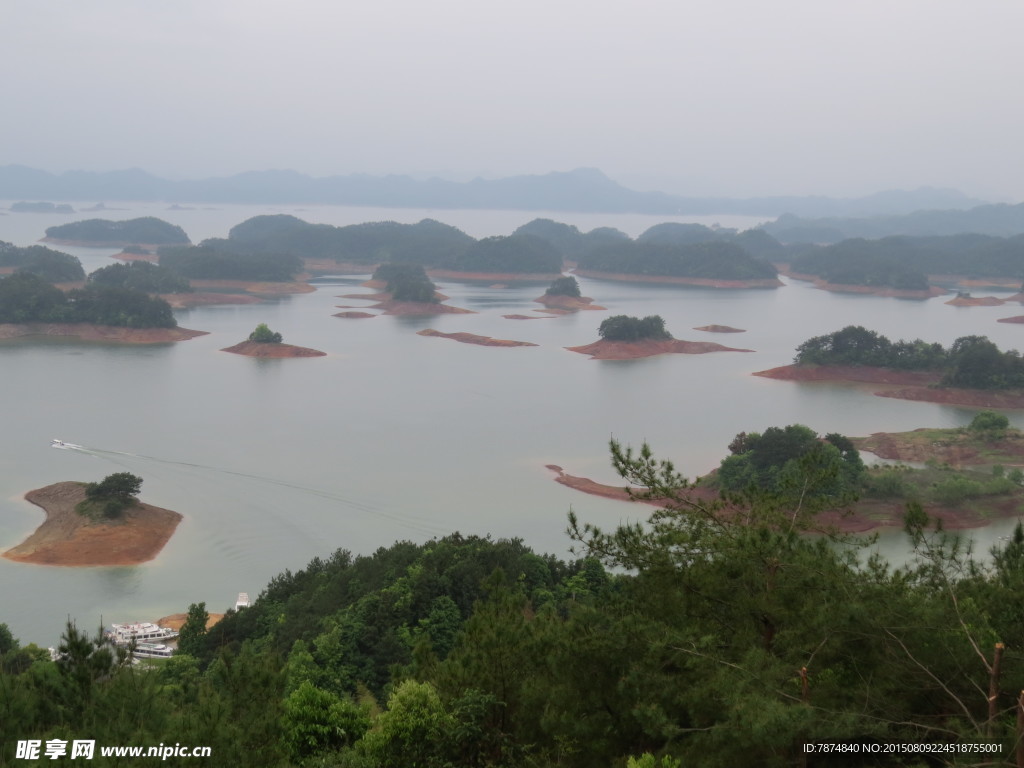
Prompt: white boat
<box><xmin>108</xmin><ymin>622</ymin><xmax>178</xmax><ymax>645</ymax></box>
<box><xmin>50</xmin><ymin>439</ymin><xmax>81</xmax><ymax>450</ymax></box>
<box><xmin>235</xmin><ymin>592</ymin><xmax>250</xmax><ymax>610</ymax></box>
<box><xmin>132</xmin><ymin>643</ymin><xmax>174</xmax><ymax>659</ymax></box>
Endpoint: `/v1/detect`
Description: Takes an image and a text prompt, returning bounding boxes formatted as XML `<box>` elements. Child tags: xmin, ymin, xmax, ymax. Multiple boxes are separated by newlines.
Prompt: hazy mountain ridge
<box><xmin>0</xmin><ymin>164</ymin><xmax>986</xmax><ymax>217</ymax></box>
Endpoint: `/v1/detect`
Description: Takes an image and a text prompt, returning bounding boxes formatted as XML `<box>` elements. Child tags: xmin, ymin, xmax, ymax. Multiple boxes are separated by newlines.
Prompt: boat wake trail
<box><xmin>57</xmin><ymin>443</ymin><xmax>448</xmax><ymax>537</ymax></box>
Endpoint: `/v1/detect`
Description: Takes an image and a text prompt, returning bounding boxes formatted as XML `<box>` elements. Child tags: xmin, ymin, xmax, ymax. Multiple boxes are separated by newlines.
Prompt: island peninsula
<box><xmin>4</xmin><ymin>482</ymin><xmax>181</xmax><ymax>567</ymax></box>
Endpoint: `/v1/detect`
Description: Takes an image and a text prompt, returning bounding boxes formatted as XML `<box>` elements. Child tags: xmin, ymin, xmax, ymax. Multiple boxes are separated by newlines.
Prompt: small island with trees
<box><xmin>3</xmin><ymin>473</ymin><xmax>182</xmax><ymax>567</ymax></box>
<box><xmin>755</xmin><ymin>325</ymin><xmax>1024</xmax><ymax>408</ymax></box>
<box><xmin>567</xmin><ymin>314</ymin><xmax>753</xmax><ymax>359</ymax></box>
<box><xmin>338</xmin><ymin>263</ymin><xmax>473</xmax><ymax>316</ymax></box>
<box><xmin>533</xmin><ymin>275</ymin><xmax>605</xmax><ymax>311</ymax></box>
<box><xmin>221</xmin><ymin>323</ymin><xmax>326</xmax><ymax>358</ymax></box>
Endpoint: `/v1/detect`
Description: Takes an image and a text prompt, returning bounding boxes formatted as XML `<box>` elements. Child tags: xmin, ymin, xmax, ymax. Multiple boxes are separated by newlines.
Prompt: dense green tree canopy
<box><xmin>578</xmin><ymin>240</ymin><xmax>778</xmax><ymax>280</ymax></box>
<box><xmin>796</xmin><ymin>325</ymin><xmax>1024</xmax><ymax>389</ymax></box>
<box><xmin>544</xmin><ymin>275</ymin><xmax>581</xmax><ymax>297</ymax></box>
<box><xmin>248</xmin><ymin>323</ymin><xmax>283</xmax><ymax>343</ymax></box>
<box><xmin>89</xmin><ymin>261</ymin><xmax>192</xmax><ymax>293</ymax></box>
<box><xmin>598</xmin><ymin>314</ymin><xmax>671</xmax><ymax>341</ymax></box>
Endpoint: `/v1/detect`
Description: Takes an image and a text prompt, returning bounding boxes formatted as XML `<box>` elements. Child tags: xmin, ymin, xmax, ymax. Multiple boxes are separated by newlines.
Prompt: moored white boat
<box><xmin>109</xmin><ymin>622</ymin><xmax>178</xmax><ymax>645</ymax></box>
<box><xmin>132</xmin><ymin>643</ymin><xmax>174</xmax><ymax>659</ymax></box>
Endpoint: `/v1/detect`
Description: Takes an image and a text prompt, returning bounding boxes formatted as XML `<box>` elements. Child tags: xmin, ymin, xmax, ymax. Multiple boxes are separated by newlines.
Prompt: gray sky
<box><xmin>3</xmin><ymin>0</ymin><xmax>1023</xmax><ymax>200</ymax></box>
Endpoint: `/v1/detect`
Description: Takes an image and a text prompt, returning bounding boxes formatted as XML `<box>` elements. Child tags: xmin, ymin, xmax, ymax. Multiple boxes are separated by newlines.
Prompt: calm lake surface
<box><xmin>2</xmin><ymin>201</ymin><xmax>1023</xmax><ymax>645</ymax></box>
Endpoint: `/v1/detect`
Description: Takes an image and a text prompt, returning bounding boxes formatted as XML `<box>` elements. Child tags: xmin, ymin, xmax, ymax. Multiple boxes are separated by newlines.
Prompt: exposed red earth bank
<box><xmin>417</xmin><ymin>329</ymin><xmax>537</xmax><ymax>347</ymax></box>
<box><xmin>567</xmin><ymin>338</ymin><xmax>754</xmax><ymax>360</ymax></box>
<box><xmin>221</xmin><ymin>341</ymin><xmax>326</xmax><ymax>358</ymax></box>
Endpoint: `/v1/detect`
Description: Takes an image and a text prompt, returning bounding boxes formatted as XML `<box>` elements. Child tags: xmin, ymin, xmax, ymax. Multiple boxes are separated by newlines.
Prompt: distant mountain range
<box><xmin>0</xmin><ymin>165</ymin><xmax>989</xmax><ymax>218</ymax></box>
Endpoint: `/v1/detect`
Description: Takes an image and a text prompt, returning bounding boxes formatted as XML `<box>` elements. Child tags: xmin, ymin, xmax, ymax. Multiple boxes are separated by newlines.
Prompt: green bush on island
<box><xmin>89</xmin><ymin>261</ymin><xmax>192</xmax><ymax>294</ymax></box>
<box><xmin>371</xmin><ymin>263</ymin><xmax>439</xmax><ymax>303</ymax></box>
<box><xmin>598</xmin><ymin>314</ymin><xmax>671</xmax><ymax>342</ymax></box>
<box><xmin>80</xmin><ymin>472</ymin><xmax>143</xmax><ymax>519</ymax></box>
<box><xmin>248</xmin><ymin>323</ymin><xmax>283</xmax><ymax>343</ymax></box>
<box><xmin>716</xmin><ymin>425</ymin><xmax>864</xmax><ymax>500</ymax></box>
<box><xmin>544</xmin><ymin>276</ymin><xmax>582</xmax><ymax>297</ymax></box>
<box><xmin>0</xmin><ymin>272</ymin><xmax>176</xmax><ymax>328</ymax></box>
<box><xmin>796</xmin><ymin>326</ymin><xmax>1024</xmax><ymax>389</ymax></box>
<box><xmin>45</xmin><ymin>217</ymin><xmax>190</xmax><ymax>245</ymax></box>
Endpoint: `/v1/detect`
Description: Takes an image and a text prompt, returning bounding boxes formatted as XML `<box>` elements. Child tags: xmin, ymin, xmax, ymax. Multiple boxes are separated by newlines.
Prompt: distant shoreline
<box><xmin>0</xmin><ymin>323</ymin><xmax>207</xmax><ymax>343</ymax></box>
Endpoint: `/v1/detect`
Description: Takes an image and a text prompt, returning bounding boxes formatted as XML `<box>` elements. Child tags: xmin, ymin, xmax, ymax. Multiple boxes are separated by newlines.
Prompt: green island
<box><xmin>783</xmin><ymin>233</ymin><xmax>1024</xmax><ymax>293</ymax></box>
<box><xmin>6</xmin><ymin>436</ymin><xmax>1024</xmax><ymax>765</ymax></box>
<box><xmin>0</xmin><ymin>243</ymin><xmax>86</xmax><ymax>282</ymax></box>
<box><xmin>755</xmin><ymin>325</ymin><xmax>1024</xmax><ymax>408</ymax></box>
<box><xmin>44</xmin><ymin>217</ymin><xmax>190</xmax><ymax>246</ymax></box>
<box><xmin>567</xmin><ymin>314</ymin><xmax>753</xmax><ymax>359</ymax></box>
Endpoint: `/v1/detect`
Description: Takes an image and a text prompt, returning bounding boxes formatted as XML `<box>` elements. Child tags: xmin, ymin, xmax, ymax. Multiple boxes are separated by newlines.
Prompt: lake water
<box><xmin>2</xmin><ymin>201</ymin><xmax>1023</xmax><ymax>646</ymax></box>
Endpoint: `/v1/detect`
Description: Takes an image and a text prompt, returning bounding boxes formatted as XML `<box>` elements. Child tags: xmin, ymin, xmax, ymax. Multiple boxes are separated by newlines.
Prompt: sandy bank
<box><xmin>426</xmin><ymin>269</ymin><xmax>564</xmax><ymax>282</ymax></box>
<box><xmin>417</xmin><ymin>329</ymin><xmax>537</xmax><ymax>347</ymax></box>
<box><xmin>373</xmin><ymin>299</ymin><xmax>474</xmax><ymax>316</ymax></box>
<box><xmin>998</xmin><ymin>316</ymin><xmax>1024</xmax><ymax>324</ymax></box>
<box><xmin>4</xmin><ymin>482</ymin><xmax>182</xmax><ymax>567</ymax></box>
<box><xmin>853</xmin><ymin>428</ymin><xmax>1024</xmax><ymax>468</ymax></box>
<box><xmin>945</xmin><ymin>296</ymin><xmax>1005</xmax><ymax>306</ymax></box>
<box><xmin>533</xmin><ymin>294</ymin><xmax>606</xmax><ymax>311</ymax></box>
<box><xmin>567</xmin><ymin>338</ymin><xmax>753</xmax><ymax>360</ymax></box>
<box><xmin>161</xmin><ymin>293</ymin><xmax>262</xmax><ymax>308</ymax></box>
<box><xmin>503</xmin><ymin>314</ymin><xmax>553</xmax><ymax>320</ymax></box>
<box><xmin>221</xmin><ymin>341</ymin><xmax>326</xmax><ymax>358</ymax></box>
<box><xmin>781</xmin><ymin>270</ymin><xmax>946</xmax><ymax>299</ymax></box>
<box><xmin>188</xmin><ymin>280</ymin><xmax>316</xmax><ymax>296</ymax></box>
<box><xmin>694</xmin><ymin>324</ymin><xmax>746</xmax><ymax>333</ymax></box>
<box><xmin>573</xmin><ymin>269</ymin><xmax>783</xmax><ymax>289</ymax></box>
<box><xmin>754</xmin><ymin>364</ymin><xmax>1024</xmax><ymax>409</ymax></box>
<box><xmin>154</xmin><ymin>613</ymin><xmax>225</xmax><ymax>632</ymax></box>
<box><xmin>0</xmin><ymin>323</ymin><xmax>207</xmax><ymax>343</ymax></box>
<box><xmin>333</xmin><ymin>311</ymin><xmax>377</xmax><ymax>319</ymax></box>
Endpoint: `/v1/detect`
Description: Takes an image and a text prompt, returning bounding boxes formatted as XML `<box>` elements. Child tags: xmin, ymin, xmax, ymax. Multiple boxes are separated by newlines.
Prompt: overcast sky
<box><xmin>3</xmin><ymin>0</ymin><xmax>1022</xmax><ymax>200</ymax></box>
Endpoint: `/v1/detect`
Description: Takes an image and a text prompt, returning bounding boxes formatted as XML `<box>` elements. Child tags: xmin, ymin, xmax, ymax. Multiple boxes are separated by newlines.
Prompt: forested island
<box><xmin>783</xmin><ymin>233</ymin><xmax>1024</xmax><ymax>294</ymax></box>
<box><xmin>567</xmin><ymin>315</ymin><xmax>753</xmax><ymax>359</ymax></box>
<box><xmin>44</xmin><ymin>217</ymin><xmax>190</xmax><ymax>247</ymax></box>
<box><xmin>7</xmin><ymin>437</ymin><xmax>1024</xmax><ymax>765</ymax></box>
<box><xmin>533</xmin><ymin>275</ymin><xmax>605</xmax><ymax>311</ymax></box>
<box><xmin>756</xmin><ymin>325</ymin><xmax>1024</xmax><ymax>407</ymax></box>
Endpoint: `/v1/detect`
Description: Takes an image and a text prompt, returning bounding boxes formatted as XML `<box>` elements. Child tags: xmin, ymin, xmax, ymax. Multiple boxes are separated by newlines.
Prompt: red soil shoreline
<box><xmin>567</xmin><ymin>338</ymin><xmax>754</xmax><ymax>360</ymax></box>
<box><xmin>544</xmin><ymin>465</ymin><xmax>1006</xmax><ymax>534</ymax></box>
<box><xmin>780</xmin><ymin>269</ymin><xmax>947</xmax><ymax>299</ymax></box>
<box><xmin>694</xmin><ymin>324</ymin><xmax>745</xmax><ymax>333</ymax></box>
<box><xmin>753</xmin><ymin>364</ymin><xmax>1024</xmax><ymax>408</ymax></box>
<box><xmin>221</xmin><ymin>341</ymin><xmax>326</xmax><ymax>358</ymax></box>
<box><xmin>0</xmin><ymin>323</ymin><xmax>207</xmax><ymax>343</ymax></box>
<box><xmin>533</xmin><ymin>294</ymin><xmax>606</xmax><ymax>311</ymax></box>
<box><xmin>3</xmin><ymin>482</ymin><xmax>182</xmax><ymax>567</ymax></box>
<box><xmin>417</xmin><ymin>329</ymin><xmax>537</xmax><ymax>347</ymax></box>
<box><xmin>573</xmin><ymin>269</ymin><xmax>782</xmax><ymax>289</ymax></box>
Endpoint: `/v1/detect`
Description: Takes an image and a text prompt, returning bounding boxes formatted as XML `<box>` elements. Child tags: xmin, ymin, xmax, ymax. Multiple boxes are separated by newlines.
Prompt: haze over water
<box><xmin>2</xmin><ymin>203</ymin><xmax>1023</xmax><ymax>645</ymax></box>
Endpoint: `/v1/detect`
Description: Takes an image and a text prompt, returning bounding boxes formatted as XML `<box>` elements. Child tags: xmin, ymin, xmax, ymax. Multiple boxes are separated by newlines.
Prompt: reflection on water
<box><xmin>2</xmin><ymin>204</ymin><xmax>1024</xmax><ymax>644</ymax></box>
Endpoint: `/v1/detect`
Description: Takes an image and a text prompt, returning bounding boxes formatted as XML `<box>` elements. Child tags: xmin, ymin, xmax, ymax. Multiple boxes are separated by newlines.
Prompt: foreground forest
<box><xmin>4</xmin><ymin>442</ymin><xmax>1024</xmax><ymax>767</ymax></box>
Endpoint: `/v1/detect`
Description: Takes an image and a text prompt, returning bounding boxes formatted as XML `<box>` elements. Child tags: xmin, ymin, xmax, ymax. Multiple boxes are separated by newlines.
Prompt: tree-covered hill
<box><xmin>0</xmin><ymin>272</ymin><xmax>177</xmax><ymax>327</ymax></box>
<box><xmin>786</xmin><ymin>233</ymin><xmax>1024</xmax><ymax>287</ymax></box>
<box><xmin>0</xmin><ymin>243</ymin><xmax>85</xmax><ymax>282</ymax></box>
<box><xmin>577</xmin><ymin>240</ymin><xmax>779</xmax><ymax>281</ymax></box>
<box><xmin>158</xmin><ymin>243</ymin><xmax>303</xmax><ymax>282</ymax></box>
<box><xmin>45</xmin><ymin>217</ymin><xmax>190</xmax><ymax>245</ymax></box>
